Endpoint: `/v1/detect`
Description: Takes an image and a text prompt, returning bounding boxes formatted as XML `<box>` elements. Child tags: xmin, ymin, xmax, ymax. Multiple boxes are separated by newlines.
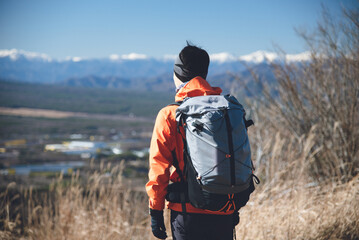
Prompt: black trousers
<box><xmin>170</xmin><ymin>210</ymin><xmax>234</xmax><ymax>240</ymax></box>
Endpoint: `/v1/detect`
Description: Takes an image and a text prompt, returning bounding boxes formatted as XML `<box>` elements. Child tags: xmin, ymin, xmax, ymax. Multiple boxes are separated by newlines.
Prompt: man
<box><xmin>146</xmin><ymin>43</ymin><xmax>238</xmax><ymax>240</ymax></box>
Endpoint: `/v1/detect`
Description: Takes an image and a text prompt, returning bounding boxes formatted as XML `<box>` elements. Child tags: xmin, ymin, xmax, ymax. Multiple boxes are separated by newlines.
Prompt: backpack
<box><xmin>168</xmin><ymin>94</ymin><xmax>259</xmax><ymax>212</ymax></box>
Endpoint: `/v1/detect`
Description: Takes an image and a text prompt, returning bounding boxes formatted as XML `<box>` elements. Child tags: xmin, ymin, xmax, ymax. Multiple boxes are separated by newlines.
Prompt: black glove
<box><xmin>232</xmin><ymin>211</ymin><xmax>240</xmax><ymax>228</ymax></box>
<box><xmin>150</xmin><ymin>209</ymin><xmax>167</xmax><ymax>239</ymax></box>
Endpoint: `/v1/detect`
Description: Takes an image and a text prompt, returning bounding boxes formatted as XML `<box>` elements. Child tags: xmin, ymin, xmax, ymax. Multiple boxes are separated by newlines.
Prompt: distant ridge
<box><xmin>0</xmin><ymin>48</ymin><xmax>311</xmax><ymax>63</ymax></box>
<box><xmin>0</xmin><ymin>49</ymin><xmax>310</xmax><ymax>93</ymax></box>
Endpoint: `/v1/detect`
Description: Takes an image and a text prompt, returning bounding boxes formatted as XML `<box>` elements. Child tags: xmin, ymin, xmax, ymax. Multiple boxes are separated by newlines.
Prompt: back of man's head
<box><xmin>174</xmin><ymin>42</ymin><xmax>210</xmax><ymax>83</ymax></box>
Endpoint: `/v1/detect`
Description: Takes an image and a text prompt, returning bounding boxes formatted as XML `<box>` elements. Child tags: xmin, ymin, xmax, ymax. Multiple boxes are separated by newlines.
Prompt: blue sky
<box><xmin>0</xmin><ymin>0</ymin><xmax>357</xmax><ymax>59</ymax></box>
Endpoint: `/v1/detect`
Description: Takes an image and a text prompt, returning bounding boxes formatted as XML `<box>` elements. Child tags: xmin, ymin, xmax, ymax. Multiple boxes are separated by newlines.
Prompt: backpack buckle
<box><xmin>192</xmin><ymin>120</ymin><xmax>204</xmax><ymax>133</ymax></box>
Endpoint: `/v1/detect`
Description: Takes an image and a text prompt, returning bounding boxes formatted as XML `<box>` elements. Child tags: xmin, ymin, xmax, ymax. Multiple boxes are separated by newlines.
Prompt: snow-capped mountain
<box><xmin>0</xmin><ymin>49</ymin><xmax>52</xmax><ymax>62</ymax></box>
<box><xmin>0</xmin><ymin>48</ymin><xmax>310</xmax><ymax>64</ymax></box>
<box><xmin>0</xmin><ymin>49</ymin><xmax>310</xmax><ymax>91</ymax></box>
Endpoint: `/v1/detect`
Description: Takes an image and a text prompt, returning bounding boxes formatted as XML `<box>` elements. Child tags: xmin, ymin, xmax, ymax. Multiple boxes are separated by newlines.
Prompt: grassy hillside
<box><xmin>0</xmin><ymin>81</ymin><xmax>173</xmax><ymax>117</ymax></box>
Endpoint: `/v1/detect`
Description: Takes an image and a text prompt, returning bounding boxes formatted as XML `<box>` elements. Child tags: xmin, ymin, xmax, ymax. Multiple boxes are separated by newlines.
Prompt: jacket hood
<box><xmin>175</xmin><ymin>76</ymin><xmax>222</xmax><ymax>102</ymax></box>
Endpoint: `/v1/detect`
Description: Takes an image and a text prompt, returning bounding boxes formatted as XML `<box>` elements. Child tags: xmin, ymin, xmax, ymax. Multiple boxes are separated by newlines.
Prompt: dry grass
<box><xmin>232</xmin><ymin>115</ymin><xmax>359</xmax><ymax>239</ymax></box>
<box><xmin>1</xmin><ymin>161</ymin><xmax>151</xmax><ymax>240</ymax></box>
<box><xmin>236</xmin><ymin>177</ymin><xmax>359</xmax><ymax>240</ymax></box>
<box><xmin>1</xmin><ymin>151</ymin><xmax>358</xmax><ymax>240</ymax></box>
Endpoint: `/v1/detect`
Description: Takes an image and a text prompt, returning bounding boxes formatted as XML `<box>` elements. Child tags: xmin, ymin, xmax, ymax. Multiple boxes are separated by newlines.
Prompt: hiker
<box><xmin>146</xmin><ymin>42</ymin><xmax>247</xmax><ymax>240</ymax></box>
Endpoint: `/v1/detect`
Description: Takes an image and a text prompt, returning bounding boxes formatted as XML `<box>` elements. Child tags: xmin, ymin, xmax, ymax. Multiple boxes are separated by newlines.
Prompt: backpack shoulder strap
<box><xmin>167</xmin><ymin>101</ymin><xmax>185</xmax><ymax>181</ymax></box>
<box><xmin>167</xmin><ymin>101</ymin><xmax>182</xmax><ymax>107</ymax></box>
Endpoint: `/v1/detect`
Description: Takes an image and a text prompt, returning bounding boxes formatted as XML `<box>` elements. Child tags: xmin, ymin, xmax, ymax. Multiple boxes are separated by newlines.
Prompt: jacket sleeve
<box><xmin>146</xmin><ymin>107</ymin><xmax>176</xmax><ymax>210</ymax></box>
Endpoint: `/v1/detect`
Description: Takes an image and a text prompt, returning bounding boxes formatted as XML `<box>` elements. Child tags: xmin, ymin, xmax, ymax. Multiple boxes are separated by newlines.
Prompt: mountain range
<box><xmin>0</xmin><ymin>49</ymin><xmax>310</xmax><ymax>94</ymax></box>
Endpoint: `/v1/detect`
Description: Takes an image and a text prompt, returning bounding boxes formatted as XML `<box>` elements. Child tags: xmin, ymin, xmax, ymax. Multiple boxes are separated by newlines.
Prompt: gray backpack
<box><xmin>173</xmin><ymin>94</ymin><xmax>259</xmax><ymax>212</ymax></box>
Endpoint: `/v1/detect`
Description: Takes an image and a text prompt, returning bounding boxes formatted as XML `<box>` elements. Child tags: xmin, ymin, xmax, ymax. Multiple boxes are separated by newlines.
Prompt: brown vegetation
<box><xmin>1</xmin><ymin>161</ymin><xmax>150</xmax><ymax>240</ymax></box>
<box><xmin>234</xmin><ymin>6</ymin><xmax>359</xmax><ymax>240</ymax></box>
<box><xmin>246</xmin><ymin>6</ymin><xmax>358</xmax><ymax>184</ymax></box>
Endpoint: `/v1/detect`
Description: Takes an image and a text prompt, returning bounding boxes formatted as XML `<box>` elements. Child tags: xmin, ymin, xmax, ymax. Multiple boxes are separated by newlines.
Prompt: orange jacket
<box><xmin>146</xmin><ymin>76</ymin><xmax>234</xmax><ymax>215</ymax></box>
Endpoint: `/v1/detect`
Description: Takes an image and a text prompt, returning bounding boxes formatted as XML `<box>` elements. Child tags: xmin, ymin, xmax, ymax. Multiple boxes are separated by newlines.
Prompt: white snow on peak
<box><xmin>0</xmin><ymin>49</ymin><xmax>312</xmax><ymax>63</ymax></box>
<box><xmin>162</xmin><ymin>54</ymin><xmax>177</xmax><ymax>61</ymax></box>
<box><xmin>109</xmin><ymin>53</ymin><xmax>148</xmax><ymax>61</ymax></box>
<box><xmin>121</xmin><ymin>53</ymin><xmax>148</xmax><ymax>60</ymax></box>
<box><xmin>238</xmin><ymin>50</ymin><xmax>312</xmax><ymax>63</ymax></box>
<box><xmin>285</xmin><ymin>51</ymin><xmax>311</xmax><ymax>62</ymax></box>
<box><xmin>109</xmin><ymin>54</ymin><xmax>120</xmax><ymax>61</ymax></box>
<box><xmin>64</xmin><ymin>56</ymin><xmax>84</xmax><ymax>62</ymax></box>
<box><xmin>210</xmin><ymin>52</ymin><xmax>236</xmax><ymax>63</ymax></box>
<box><xmin>239</xmin><ymin>50</ymin><xmax>279</xmax><ymax>63</ymax></box>
<box><xmin>0</xmin><ymin>49</ymin><xmax>52</xmax><ymax>61</ymax></box>
<box><xmin>72</xmin><ymin>57</ymin><xmax>82</xmax><ymax>62</ymax></box>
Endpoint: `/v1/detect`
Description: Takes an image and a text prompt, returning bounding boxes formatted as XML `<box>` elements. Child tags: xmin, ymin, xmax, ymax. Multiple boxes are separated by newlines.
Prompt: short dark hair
<box><xmin>174</xmin><ymin>42</ymin><xmax>210</xmax><ymax>82</ymax></box>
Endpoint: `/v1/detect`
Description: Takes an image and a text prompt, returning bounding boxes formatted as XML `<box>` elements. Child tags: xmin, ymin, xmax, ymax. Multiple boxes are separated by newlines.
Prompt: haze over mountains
<box><xmin>0</xmin><ymin>49</ymin><xmax>310</xmax><ymax>93</ymax></box>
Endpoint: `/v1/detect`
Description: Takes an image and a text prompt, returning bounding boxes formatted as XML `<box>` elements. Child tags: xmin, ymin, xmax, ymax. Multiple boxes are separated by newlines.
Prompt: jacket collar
<box><xmin>175</xmin><ymin>76</ymin><xmax>222</xmax><ymax>102</ymax></box>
